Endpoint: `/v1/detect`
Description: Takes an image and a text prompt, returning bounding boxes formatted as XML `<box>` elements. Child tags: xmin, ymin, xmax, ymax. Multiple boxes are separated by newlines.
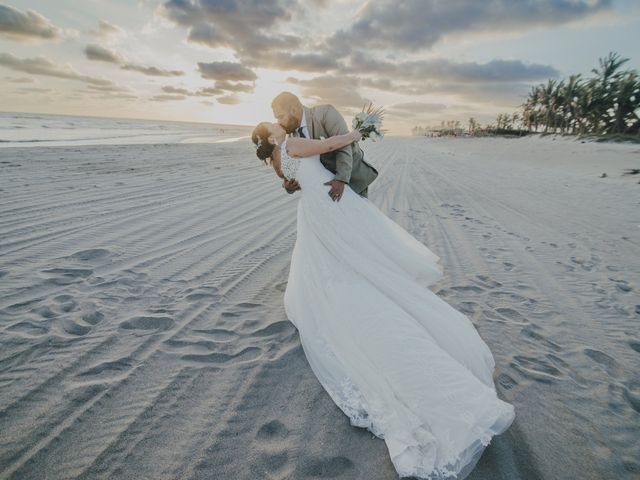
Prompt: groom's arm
<box><xmin>321</xmin><ymin>105</ymin><xmax>354</xmax><ymax>184</ymax></box>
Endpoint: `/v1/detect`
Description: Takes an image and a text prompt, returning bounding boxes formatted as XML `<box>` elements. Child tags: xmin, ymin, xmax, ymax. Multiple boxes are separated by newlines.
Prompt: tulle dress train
<box><xmin>280</xmin><ymin>139</ymin><xmax>515</xmax><ymax>479</ymax></box>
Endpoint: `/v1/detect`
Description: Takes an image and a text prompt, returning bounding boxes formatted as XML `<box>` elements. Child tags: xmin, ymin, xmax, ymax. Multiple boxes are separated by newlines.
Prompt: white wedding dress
<box><xmin>280</xmin><ymin>138</ymin><xmax>515</xmax><ymax>479</ymax></box>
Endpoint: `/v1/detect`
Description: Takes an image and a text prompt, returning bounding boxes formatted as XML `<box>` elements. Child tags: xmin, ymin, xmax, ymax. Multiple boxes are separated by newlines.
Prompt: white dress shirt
<box><xmin>295</xmin><ymin>111</ymin><xmax>309</xmax><ymax>138</ymax></box>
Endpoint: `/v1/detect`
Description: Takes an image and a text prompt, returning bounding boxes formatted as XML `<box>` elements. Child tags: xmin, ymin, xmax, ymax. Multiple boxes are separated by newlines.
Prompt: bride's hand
<box><xmin>351</xmin><ymin>129</ymin><xmax>363</xmax><ymax>142</ymax></box>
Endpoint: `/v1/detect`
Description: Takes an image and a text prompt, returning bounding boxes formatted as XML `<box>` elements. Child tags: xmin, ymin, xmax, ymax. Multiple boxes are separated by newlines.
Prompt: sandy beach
<box><xmin>1</xmin><ymin>135</ymin><xmax>639</xmax><ymax>480</ymax></box>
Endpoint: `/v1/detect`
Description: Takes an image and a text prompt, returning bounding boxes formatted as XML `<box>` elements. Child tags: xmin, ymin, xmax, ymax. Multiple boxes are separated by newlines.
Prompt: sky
<box><xmin>0</xmin><ymin>0</ymin><xmax>639</xmax><ymax>134</ymax></box>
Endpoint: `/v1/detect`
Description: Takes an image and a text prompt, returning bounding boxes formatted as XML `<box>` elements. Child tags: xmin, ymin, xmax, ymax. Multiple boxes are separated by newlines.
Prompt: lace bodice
<box><xmin>280</xmin><ymin>137</ymin><xmax>300</xmax><ymax>180</ymax></box>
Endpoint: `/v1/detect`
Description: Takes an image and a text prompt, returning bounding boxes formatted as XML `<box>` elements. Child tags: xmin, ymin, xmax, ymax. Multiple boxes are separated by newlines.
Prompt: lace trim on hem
<box><xmin>330</xmin><ymin>371</ymin><xmax>514</xmax><ymax>480</ymax></box>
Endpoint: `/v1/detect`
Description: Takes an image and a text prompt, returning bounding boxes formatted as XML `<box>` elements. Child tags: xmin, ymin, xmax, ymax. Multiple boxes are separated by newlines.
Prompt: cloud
<box><xmin>161</xmin><ymin>85</ymin><xmax>190</xmax><ymax>95</ymax></box>
<box><xmin>213</xmin><ymin>80</ymin><xmax>253</xmax><ymax>93</ymax></box>
<box><xmin>216</xmin><ymin>94</ymin><xmax>241</xmax><ymax>105</ymax></box>
<box><xmin>286</xmin><ymin>75</ymin><xmax>368</xmax><ymax>109</ymax></box>
<box><xmin>327</xmin><ymin>0</ymin><xmax>613</xmax><ymax>53</ymax></box>
<box><xmin>161</xmin><ymin>85</ymin><xmax>224</xmax><ymax>96</ymax></box>
<box><xmin>159</xmin><ymin>0</ymin><xmax>296</xmax><ymax>33</ymax></box>
<box><xmin>86</xmin><ymin>83</ymin><xmax>131</xmax><ymax>93</ymax></box>
<box><xmin>90</xmin><ymin>20</ymin><xmax>125</xmax><ymax>39</ymax></box>
<box><xmin>388</xmin><ymin>102</ymin><xmax>448</xmax><ymax>114</ymax></box>
<box><xmin>85</xmin><ymin>89</ymin><xmax>138</xmax><ymax>100</ymax></box>
<box><xmin>150</xmin><ymin>94</ymin><xmax>186</xmax><ymax>101</ymax></box>
<box><xmin>185</xmin><ymin>23</ymin><xmax>226</xmax><ymax>48</ymax></box>
<box><xmin>3</xmin><ymin>75</ymin><xmax>34</xmax><ymax>83</ymax></box>
<box><xmin>348</xmin><ymin>54</ymin><xmax>558</xmax><ymax>84</ymax></box>
<box><xmin>83</xmin><ymin>41</ymin><xmax>185</xmax><ymax>77</ymax></box>
<box><xmin>197</xmin><ymin>86</ymin><xmax>225</xmax><ymax>96</ymax></box>
<box><xmin>121</xmin><ymin>63</ymin><xmax>184</xmax><ymax>77</ymax></box>
<box><xmin>286</xmin><ymin>53</ymin><xmax>556</xmax><ymax>111</ymax></box>
<box><xmin>84</xmin><ymin>44</ymin><xmax>123</xmax><ymax>63</ymax></box>
<box><xmin>197</xmin><ymin>61</ymin><xmax>257</xmax><ymax>82</ymax></box>
<box><xmin>13</xmin><ymin>86</ymin><xmax>52</xmax><ymax>94</ymax></box>
<box><xmin>0</xmin><ymin>4</ymin><xmax>62</xmax><ymax>41</ymax></box>
<box><xmin>159</xmin><ymin>84</ymin><xmax>247</xmax><ymax>104</ymax></box>
<box><xmin>159</xmin><ymin>0</ymin><xmax>336</xmax><ymax>73</ymax></box>
<box><xmin>256</xmin><ymin>52</ymin><xmax>339</xmax><ymax>72</ymax></box>
<box><xmin>0</xmin><ymin>52</ymin><xmax>115</xmax><ymax>86</ymax></box>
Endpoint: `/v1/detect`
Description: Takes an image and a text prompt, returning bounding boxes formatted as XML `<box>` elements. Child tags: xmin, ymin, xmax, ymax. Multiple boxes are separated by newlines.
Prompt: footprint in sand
<box><xmin>221</xmin><ymin>302</ymin><xmax>264</xmax><ymax>318</ymax></box>
<box><xmin>237</xmin><ymin>302</ymin><xmax>263</xmax><ymax>309</ymax></box>
<box><xmin>481</xmin><ymin>310</ymin><xmax>507</xmax><ymax>324</ymax></box>
<box><xmin>76</xmin><ymin>358</ymin><xmax>133</xmax><ymax>381</ymax></box>
<box><xmin>434</xmin><ymin>288</ymin><xmax>451</xmax><ymax>298</ymax></box>
<box><xmin>254</xmin><ymin>420</ymin><xmax>291</xmax><ymax>474</ymax></box>
<box><xmin>451</xmin><ymin>285</ymin><xmax>485</xmax><ymax>294</ymax></box>
<box><xmin>41</xmin><ymin>267</ymin><xmax>93</xmax><ymax>285</ymax></box>
<box><xmin>494</xmin><ymin>307</ymin><xmax>529</xmax><ymax>325</ymax></box>
<box><xmin>256</xmin><ymin>419</ymin><xmax>289</xmax><ymax>440</ymax></box>
<box><xmin>180</xmin><ymin>346</ymin><xmax>262</xmax><ymax>364</ymax></box>
<box><xmin>584</xmin><ymin>348</ymin><xmax>623</xmax><ymax>378</ymax></box>
<box><xmin>475</xmin><ymin>275</ymin><xmax>502</xmax><ymax>289</ymax></box>
<box><xmin>60</xmin><ymin>318</ymin><xmax>92</xmax><ymax>336</ymax></box>
<box><xmin>82</xmin><ymin>310</ymin><xmax>104</xmax><ymax>325</ymax></box>
<box><xmin>66</xmin><ymin>248</ymin><xmax>112</xmax><ymax>263</ymax></box>
<box><xmin>297</xmin><ymin>456</ymin><xmax>355</xmax><ymax>478</ymax></box>
<box><xmin>609</xmin><ymin>278</ymin><xmax>633</xmax><ymax>293</ymax></box>
<box><xmin>496</xmin><ymin>373</ymin><xmax>518</xmax><ymax>390</ymax></box>
<box><xmin>489</xmin><ymin>290</ymin><xmax>535</xmax><ymax>304</ymax></box>
<box><xmin>32</xmin><ymin>305</ymin><xmax>56</xmax><ymax>319</ymax></box>
<box><xmin>622</xmin><ymin>380</ymin><xmax>640</xmax><ymax>414</ymax></box>
<box><xmin>119</xmin><ymin>315</ymin><xmax>175</xmax><ymax>331</ymax></box>
<box><xmin>248</xmin><ymin>321</ymin><xmax>294</xmax><ymax>337</ymax></box>
<box><xmin>510</xmin><ymin>355</ymin><xmax>563</xmax><ymax>384</ymax></box>
<box><xmin>52</xmin><ymin>294</ymin><xmax>78</xmax><ymax>313</ymax></box>
<box><xmin>520</xmin><ymin>325</ymin><xmax>562</xmax><ymax>352</ymax></box>
<box><xmin>6</xmin><ymin>320</ymin><xmax>50</xmax><ymax>336</ymax></box>
<box><xmin>191</xmin><ymin>327</ymin><xmax>239</xmax><ymax>341</ymax></box>
<box><xmin>570</xmin><ymin>255</ymin><xmax>598</xmax><ymax>271</ymax></box>
<box><xmin>503</xmin><ymin>262</ymin><xmax>515</xmax><ymax>271</ymax></box>
<box><xmin>456</xmin><ymin>301</ymin><xmax>479</xmax><ymax>316</ymax></box>
<box><xmin>183</xmin><ymin>286</ymin><xmax>220</xmax><ymax>302</ymax></box>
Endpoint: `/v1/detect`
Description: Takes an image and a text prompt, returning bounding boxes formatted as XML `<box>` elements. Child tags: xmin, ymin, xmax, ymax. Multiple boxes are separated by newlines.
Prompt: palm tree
<box><xmin>561</xmin><ymin>74</ymin><xmax>582</xmax><ymax>133</ymax></box>
<box><xmin>590</xmin><ymin>52</ymin><xmax>630</xmax><ymax>134</ymax></box>
<box><xmin>468</xmin><ymin>117</ymin><xmax>478</xmax><ymax>135</ymax></box>
<box><xmin>610</xmin><ymin>70</ymin><xmax>640</xmax><ymax>133</ymax></box>
<box><xmin>517</xmin><ymin>52</ymin><xmax>638</xmax><ymax>137</ymax></box>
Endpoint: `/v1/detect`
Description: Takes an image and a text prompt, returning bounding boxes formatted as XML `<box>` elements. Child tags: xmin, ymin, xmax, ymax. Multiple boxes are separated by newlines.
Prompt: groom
<box><xmin>271</xmin><ymin>92</ymin><xmax>378</xmax><ymax>202</ymax></box>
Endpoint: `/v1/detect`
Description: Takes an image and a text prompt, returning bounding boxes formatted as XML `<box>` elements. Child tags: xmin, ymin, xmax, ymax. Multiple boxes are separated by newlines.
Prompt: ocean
<box><xmin>0</xmin><ymin>112</ymin><xmax>252</xmax><ymax>148</ymax></box>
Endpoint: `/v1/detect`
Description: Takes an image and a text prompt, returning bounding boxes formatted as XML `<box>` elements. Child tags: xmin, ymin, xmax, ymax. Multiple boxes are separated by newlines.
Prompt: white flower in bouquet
<box><xmin>352</xmin><ymin>103</ymin><xmax>385</xmax><ymax>141</ymax></box>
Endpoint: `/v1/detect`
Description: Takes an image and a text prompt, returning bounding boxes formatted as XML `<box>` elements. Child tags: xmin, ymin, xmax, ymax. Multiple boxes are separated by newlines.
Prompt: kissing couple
<box><xmin>250</xmin><ymin>92</ymin><xmax>514</xmax><ymax>479</ymax></box>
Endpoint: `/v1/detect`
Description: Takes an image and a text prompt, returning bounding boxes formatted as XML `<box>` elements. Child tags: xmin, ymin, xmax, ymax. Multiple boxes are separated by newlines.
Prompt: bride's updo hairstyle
<box><xmin>251</xmin><ymin>122</ymin><xmax>275</xmax><ymax>164</ymax></box>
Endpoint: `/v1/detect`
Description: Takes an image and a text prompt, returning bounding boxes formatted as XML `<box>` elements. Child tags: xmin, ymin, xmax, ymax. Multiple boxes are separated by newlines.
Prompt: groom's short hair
<box><xmin>272</xmin><ymin>91</ymin><xmax>301</xmax><ymax>109</ymax></box>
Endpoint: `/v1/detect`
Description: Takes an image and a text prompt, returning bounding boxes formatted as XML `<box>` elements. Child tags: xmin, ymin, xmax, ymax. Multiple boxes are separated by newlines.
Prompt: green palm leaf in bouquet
<box><xmin>352</xmin><ymin>102</ymin><xmax>386</xmax><ymax>141</ymax></box>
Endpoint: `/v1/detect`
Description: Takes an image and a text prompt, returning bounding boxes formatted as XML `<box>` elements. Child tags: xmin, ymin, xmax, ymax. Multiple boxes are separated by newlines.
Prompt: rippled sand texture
<box><xmin>0</xmin><ymin>137</ymin><xmax>638</xmax><ymax>479</ymax></box>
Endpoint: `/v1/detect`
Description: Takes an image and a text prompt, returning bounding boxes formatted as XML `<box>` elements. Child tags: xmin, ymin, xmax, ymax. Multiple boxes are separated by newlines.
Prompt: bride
<box><xmin>251</xmin><ymin>119</ymin><xmax>515</xmax><ymax>479</ymax></box>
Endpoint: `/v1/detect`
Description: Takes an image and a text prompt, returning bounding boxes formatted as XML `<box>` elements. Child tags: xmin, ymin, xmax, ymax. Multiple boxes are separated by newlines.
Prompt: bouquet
<box><xmin>352</xmin><ymin>102</ymin><xmax>385</xmax><ymax>141</ymax></box>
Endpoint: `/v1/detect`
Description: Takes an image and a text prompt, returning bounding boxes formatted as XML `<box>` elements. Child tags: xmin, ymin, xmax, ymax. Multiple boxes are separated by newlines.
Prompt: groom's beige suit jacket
<box><xmin>303</xmin><ymin>105</ymin><xmax>378</xmax><ymax>196</ymax></box>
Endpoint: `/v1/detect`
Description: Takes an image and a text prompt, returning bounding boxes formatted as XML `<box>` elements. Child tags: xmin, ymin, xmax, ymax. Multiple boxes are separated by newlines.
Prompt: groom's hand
<box><xmin>324</xmin><ymin>179</ymin><xmax>345</xmax><ymax>202</ymax></box>
<box><xmin>283</xmin><ymin>178</ymin><xmax>300</xmax><ymax>194</ymax></box>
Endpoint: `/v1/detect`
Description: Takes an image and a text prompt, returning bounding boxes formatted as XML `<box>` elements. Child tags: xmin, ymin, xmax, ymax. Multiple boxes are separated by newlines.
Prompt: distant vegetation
<box><xmin>412</xmin><ymin>52</ymin><xmax>640</xmax><ymax>142</ymax></box>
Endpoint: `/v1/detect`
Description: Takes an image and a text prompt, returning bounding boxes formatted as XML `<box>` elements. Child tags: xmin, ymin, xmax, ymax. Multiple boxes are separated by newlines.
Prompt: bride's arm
<box><xmin>285</xmin><ymin>130</ymin><xmax>362</xmax><ymax>158</ymax></box>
